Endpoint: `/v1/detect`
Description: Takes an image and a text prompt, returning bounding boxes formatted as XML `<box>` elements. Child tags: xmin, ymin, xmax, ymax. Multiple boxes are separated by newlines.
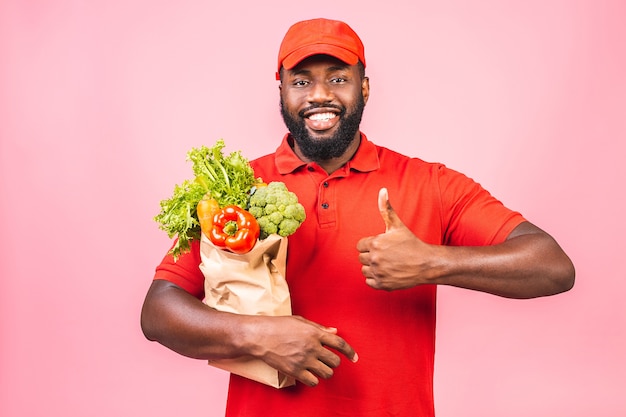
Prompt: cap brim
<box><xmin>281</xmin><ymin>44</ymin><xmax>359</xmax><ymax>70</ymax></box>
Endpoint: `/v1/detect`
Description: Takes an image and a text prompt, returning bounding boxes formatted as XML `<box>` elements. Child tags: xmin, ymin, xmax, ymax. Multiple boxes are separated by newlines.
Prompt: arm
<box><xmin>356</xmin><ymin>189</ymin><xmax>575</xmax><ymax>299</ymax></box>
<box><xmin>140</xmin><ymin>279</ymin><xmax>357</xmax><ymax>386</ymax></box>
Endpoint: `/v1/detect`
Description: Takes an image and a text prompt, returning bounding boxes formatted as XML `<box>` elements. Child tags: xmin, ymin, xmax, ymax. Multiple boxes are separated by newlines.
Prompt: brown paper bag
<box><xmin>199</xmin><ymin>233</ymin><xmax>295</xmax><ymax>388</ymax></box>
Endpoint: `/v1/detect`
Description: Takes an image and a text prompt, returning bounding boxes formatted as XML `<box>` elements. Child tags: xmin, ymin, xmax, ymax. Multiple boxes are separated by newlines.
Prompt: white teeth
<box><xmin>308</xmin><ymin>112</ymin><xmax>336</xmax><ymax>121</ymax></box>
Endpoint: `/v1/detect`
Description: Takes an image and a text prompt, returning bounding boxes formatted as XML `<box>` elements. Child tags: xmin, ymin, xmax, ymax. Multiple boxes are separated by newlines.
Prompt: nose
<box><xmin>307</xmin><ymin>81</ymin><xmax>333</xmax><ymax>103</ymax></box>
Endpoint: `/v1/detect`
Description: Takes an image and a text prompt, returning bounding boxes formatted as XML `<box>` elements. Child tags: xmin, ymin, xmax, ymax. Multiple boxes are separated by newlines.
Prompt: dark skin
<box><xmin>141</xmin><ymin>280</ymin><xmax>354</xmax><ymax>386</ymax></box>
<box><xmin>141</xmin><ymin>55</ymin><xmax>575</xmax><ymax>387</ymax></box>
<box><xmin>279</xmin><ymin>55</ymin><xmax>370</xmax><ymax>173</ymax></box>
<box><xmin>359</xmin><ymin>188</ymin><xmax>575</xmax><ymax>298</ymax></box>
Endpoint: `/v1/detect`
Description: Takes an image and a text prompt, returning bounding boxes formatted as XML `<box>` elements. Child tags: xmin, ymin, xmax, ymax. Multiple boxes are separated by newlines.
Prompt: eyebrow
<box><xmin>289</xmin><ymin>64</ymin><xmax>351</xmax><ymax>77</ymax></box>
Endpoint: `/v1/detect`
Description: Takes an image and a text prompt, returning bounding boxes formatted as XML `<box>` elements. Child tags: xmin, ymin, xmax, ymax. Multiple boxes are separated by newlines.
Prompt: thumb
<box><xmin>378</xmin><ymin>187</ymin><xmax>401</xmax><ymax>231</ymax></box>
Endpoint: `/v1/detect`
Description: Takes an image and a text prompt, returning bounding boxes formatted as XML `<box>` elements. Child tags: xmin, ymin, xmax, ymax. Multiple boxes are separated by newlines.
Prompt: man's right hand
<box><xmin>141</xmin><ymin>280</ymin><xmax>357</xmax><ymax>387</ymax></box>
<box><xmin>244</xmin><ymin>315</ymin><xmax>358</xmax><ymax>387</ymax></box>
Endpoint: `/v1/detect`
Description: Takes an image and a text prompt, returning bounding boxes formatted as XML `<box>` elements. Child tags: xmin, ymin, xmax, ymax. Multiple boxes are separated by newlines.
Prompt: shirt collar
<box><xmin>274</xmin><ymin>132</ymin><xmax>380</xmax><ymax>174</ymax></box>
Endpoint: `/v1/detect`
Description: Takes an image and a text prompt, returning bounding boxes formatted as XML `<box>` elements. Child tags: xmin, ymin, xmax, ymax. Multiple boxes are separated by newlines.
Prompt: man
<box><xmin>141</xmin><ymin>18</ymin><xmax>575</xmax><ymax>417</ymax></box>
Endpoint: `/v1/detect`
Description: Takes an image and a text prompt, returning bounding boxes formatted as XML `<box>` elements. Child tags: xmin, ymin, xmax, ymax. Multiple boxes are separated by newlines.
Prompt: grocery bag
<box><xmin>199</xmin><ymin>233</ymin><xmax>295</xmax><ymax>388</ymax></box>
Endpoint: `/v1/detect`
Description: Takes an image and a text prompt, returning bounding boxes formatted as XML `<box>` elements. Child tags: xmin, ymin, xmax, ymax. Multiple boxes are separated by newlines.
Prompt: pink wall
<box><xmin>1</xmin><ymin>1</ymin><xmax>624</xmax><ymax>416</ymax></box>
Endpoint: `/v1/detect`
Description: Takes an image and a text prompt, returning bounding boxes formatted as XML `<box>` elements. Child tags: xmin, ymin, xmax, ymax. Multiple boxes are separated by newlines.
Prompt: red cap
<box><xmin>276</xmin><ymin>18</ymin><xmax>366</xmax><ymax>80</ymax></box>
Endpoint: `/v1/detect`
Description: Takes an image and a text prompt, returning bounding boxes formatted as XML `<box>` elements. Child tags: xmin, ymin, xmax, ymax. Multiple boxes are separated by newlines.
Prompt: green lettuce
<box><xmin>154</xmin><ymin>139</ymin><xmax>256</xmax><ymax>259</ymax></box>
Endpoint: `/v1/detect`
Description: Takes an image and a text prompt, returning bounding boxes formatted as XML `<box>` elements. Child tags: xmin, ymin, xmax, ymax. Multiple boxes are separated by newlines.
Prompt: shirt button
<box><xmin>307</xmin><ymin>166</ymin><xmax>314</xmax><ymax>172</ymax></box>
<box><xmin>323</xmin><ymin>181</ymin><xmax>329</xmax><ymax>188</ymax></box>
<box><xmin>321</xmin><ymin>203</ymin><xmax>329</xmax><ymax>209</ymax></box>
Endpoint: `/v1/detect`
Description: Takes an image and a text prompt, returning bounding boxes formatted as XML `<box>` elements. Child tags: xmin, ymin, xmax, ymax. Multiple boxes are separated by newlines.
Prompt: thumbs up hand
<box><xmin>357</xmin><ymin>188</ymin><xmax>438</xmax><ymax>291</ymax></box>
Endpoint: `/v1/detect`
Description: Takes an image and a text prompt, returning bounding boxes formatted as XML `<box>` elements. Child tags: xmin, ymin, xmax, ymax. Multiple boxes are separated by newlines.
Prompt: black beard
<box><xmin>280</xmin><ymin>94</ymin><xmax>365</xmax><ymax>161</ymax></box>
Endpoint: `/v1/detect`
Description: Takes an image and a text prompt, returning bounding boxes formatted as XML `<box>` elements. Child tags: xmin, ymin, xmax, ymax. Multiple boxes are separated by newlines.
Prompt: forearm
<box><xmin>140</xmin><ymin>279</ymin><xmax>357</xmax><ymax>386</ymax></box>
<box><xmin>140</xmin><ymin>279</ymin><xmax>252</xmax><ymax>360</ymax></box>
<box><xmin>432</xmin><ymin>223</ymin><xmax>575</xmax><ymax>299</ymax></box>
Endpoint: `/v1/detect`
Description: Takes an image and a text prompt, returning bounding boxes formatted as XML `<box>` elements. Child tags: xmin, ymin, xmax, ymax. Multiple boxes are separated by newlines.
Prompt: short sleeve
<box><xmin>153</xmin><ymin>239</ymin><xmax>205</xmax><ymax>299</ymax></box>
<box><xmin>438</xmin><ymin>165</ymin><xmax>526</xmax><ymax>246</ymax></box>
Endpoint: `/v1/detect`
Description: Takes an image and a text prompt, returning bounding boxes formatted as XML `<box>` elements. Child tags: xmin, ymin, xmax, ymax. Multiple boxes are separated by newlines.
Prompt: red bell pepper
<box><xmin>209</xmin><ymin>205</ymin><xmax>260</xmax><ymax>254</ymax></box>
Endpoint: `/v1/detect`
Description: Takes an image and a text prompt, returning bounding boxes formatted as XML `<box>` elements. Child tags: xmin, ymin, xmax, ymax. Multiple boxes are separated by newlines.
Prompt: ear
<box><xmin>361</xmin><ymin>76</ymin><xmax>370</xmax><ymax>104</ymax></box>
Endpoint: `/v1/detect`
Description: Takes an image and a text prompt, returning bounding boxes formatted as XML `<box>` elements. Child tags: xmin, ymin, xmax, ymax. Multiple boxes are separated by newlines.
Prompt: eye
<box><xmin>292</xmin><ymin>79</ymin><xmax>310</xmax><ymax>87</ymax></box>
<box><xmin>330</xmin><ymin>77</ymin><xmax>347</xmax><ymax>84</ymax></box>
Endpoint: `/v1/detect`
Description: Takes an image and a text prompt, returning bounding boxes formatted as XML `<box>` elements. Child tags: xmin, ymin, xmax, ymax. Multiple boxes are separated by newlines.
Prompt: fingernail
<box><xmin>352</xmin><ymin>352</ymin><xmax>359</xmax><ymax>363</ymax></box>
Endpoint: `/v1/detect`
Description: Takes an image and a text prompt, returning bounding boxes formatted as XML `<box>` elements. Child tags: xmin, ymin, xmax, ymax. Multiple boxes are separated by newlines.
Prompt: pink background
<box><xmin>1</xmin><ymin>1</ymin><xmax>625</xmax><ymax>416</ymax></box>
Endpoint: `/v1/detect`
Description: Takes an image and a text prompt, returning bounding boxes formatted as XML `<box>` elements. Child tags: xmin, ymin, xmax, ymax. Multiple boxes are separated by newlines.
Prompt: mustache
<box><xmin>298</xmin><ymin>103</ymin><xmax>345</xmax><ymax>118</ymax></box>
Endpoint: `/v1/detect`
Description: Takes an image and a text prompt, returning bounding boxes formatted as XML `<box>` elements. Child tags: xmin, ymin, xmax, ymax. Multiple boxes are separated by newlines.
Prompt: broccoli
<box><xmin>248</xmin><ymin>181</ymin><xmax>306</xmax><ymax>239</ymax></box>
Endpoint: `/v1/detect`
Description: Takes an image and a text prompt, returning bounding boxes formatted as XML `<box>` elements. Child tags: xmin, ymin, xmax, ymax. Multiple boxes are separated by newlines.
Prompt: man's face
<box><xmin>279</xmin><ymin>55</ymin><xmax>369</xmax><ymax>161</ymax></box>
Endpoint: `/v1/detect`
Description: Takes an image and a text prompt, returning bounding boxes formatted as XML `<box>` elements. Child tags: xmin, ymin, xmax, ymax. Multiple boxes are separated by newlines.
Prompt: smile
<box><xmin>305</xmin><ymin>111</ymin><xmax>340</xmax><ymax>131</ymax></box>
<box><xmin>307</xmin><ymin>112</ymin><xmax>337</xmax><ymax>122</ymax></box>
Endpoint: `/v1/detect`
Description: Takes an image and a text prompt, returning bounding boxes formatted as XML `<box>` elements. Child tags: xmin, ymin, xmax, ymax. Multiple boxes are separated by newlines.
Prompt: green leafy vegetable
<box><xmin>154</xmin><ymin>139</ymin><xmax>257</xmax><ymax>259</ymax></box>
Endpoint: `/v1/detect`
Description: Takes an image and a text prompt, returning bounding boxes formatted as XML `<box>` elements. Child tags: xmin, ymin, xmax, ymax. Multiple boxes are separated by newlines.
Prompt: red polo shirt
<box><xmin>154</xmin><ymin>133</ymin><xmax>525</xmax><ymax>417</ymax></box>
